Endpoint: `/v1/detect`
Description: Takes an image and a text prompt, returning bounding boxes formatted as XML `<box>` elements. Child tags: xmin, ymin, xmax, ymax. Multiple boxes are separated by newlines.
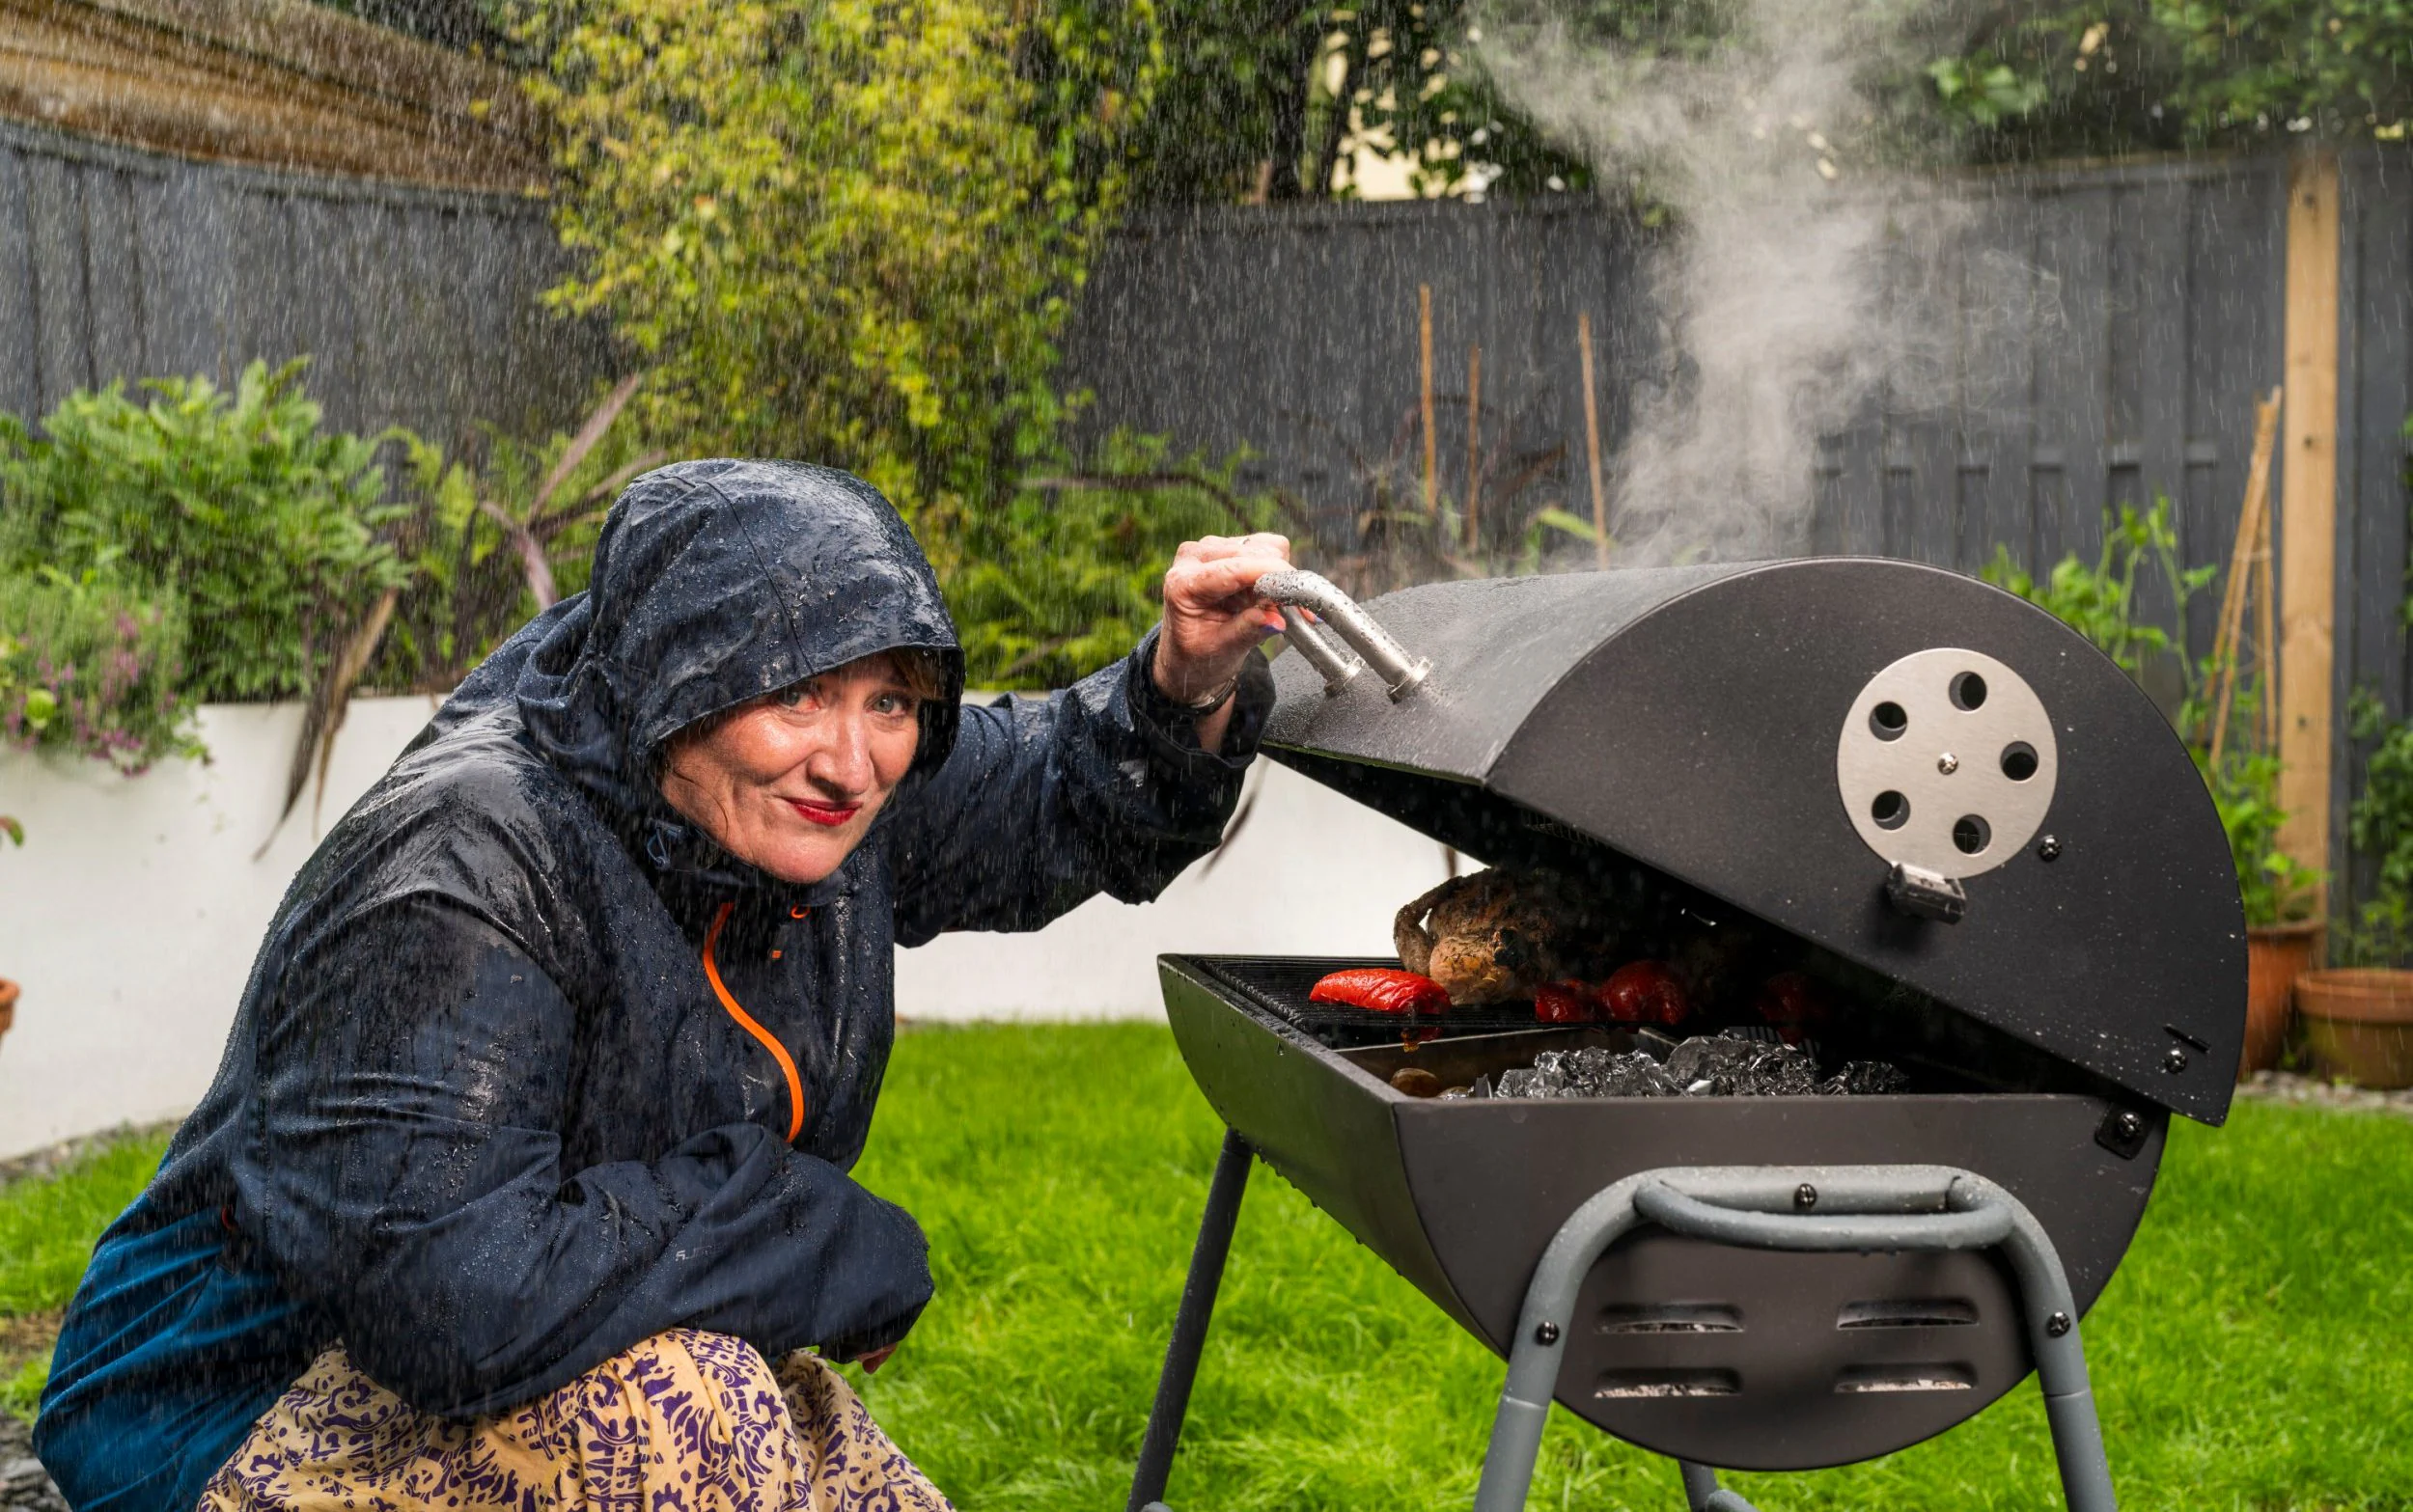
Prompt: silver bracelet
<box><xmin>1168</xmin><ymin>670</ymin><xmax>1240</xmax><ymax>713</ymax></box>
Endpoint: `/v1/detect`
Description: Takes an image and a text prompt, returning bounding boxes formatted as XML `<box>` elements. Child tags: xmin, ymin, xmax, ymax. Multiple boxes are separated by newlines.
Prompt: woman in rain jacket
<box><xmin>36</xmin><ymin>460</ymin><xmax>1288</xmax><ymax>1511</ymax></box>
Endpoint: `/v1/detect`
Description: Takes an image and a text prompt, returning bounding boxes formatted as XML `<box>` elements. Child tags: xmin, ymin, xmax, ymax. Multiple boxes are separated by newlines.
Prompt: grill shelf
<box><xmin>1190</xmin><ymin>955</ymin><xmax>1546</xmax><ymax>1045</ymax></box>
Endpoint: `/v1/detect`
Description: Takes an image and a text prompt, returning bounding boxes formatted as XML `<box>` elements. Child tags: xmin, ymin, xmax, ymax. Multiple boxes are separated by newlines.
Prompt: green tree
<box><xmin>516</xmin><ymin>0</ymin><xmax>1159</xmax><ymax>555</ymax></box>
<box><xmin>1930</xmin><ymin>0</ymin><xmax>2413</xmax><ymax>157</ymax></box>
<box><xmin>1126</xmin><ymin>0</ymin><xmax>1590</xmax><ymax>204</ymax></box>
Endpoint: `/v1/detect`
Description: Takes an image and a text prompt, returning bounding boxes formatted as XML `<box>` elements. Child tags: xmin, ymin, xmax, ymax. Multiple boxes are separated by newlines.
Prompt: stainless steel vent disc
<box><xmin>1836</xmin><ymin>647</ymin><xmax>2058</xmax><ymax>880</ymax></box>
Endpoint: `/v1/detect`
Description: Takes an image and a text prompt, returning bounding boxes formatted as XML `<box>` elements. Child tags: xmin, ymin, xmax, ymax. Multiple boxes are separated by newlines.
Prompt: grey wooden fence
<box><xmin>0</xmin><ymin>117</ymin><xmax>602</xmax><ymax>454</ymax></box>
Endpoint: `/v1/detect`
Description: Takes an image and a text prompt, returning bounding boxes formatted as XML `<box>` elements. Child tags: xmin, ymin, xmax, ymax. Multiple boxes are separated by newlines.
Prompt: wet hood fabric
<box><xmin>36</xmin><ymin>460</ymin><xmax>1272</xmax><ymax>1512</ymax></box>
<box><xmin>432</xmin><ymin>458</ymin><xmax>969</xmax><ymax>891</ymax></box>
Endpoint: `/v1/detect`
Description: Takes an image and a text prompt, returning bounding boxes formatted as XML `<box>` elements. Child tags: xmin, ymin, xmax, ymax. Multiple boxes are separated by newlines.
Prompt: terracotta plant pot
<box><xmin>0</xmin><ymin>977</ymin><xmax>15</xmax><ymax>1053</ymax></box>
<box><xmin>2241</xmin><ymin>921</ymin><xmax>2324</xmax><ymax>1079</ymax></box>
<box><xmin>2296</xmin><ymin>969</ymin><xmax>2413</xmax><ymax>1089</ymax></box>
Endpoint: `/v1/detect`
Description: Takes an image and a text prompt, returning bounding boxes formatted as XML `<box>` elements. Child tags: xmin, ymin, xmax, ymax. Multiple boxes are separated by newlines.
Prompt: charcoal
<box><xmin>1496</xmin><ymin>1065</ymin><xmax>1566</xmax><ymax>1099</ymax></box>
<box><xmin>1592</xmin><ymin>1049</ymin><xmax>1683</xmax><ymax>1097</ymax></box>
<box><xmin>1494</xmin><ymin>1049</ymin><xmax>1677</xmax><ymax>1099</ymax></box>
<box><xmin>1819</xmin><ymin>1059</ymin><xmax>1910</xmax><ymax>1096</ymax></box>
<box><xmin>1666</xmin><ymin>1031</ymin><xmax>1821</xmax><ymax>1097</ymax></box>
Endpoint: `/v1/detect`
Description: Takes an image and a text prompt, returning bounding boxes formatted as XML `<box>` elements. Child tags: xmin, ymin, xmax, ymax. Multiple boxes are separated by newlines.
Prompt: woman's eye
<box><xmin>776</xmin><ymin>682</ymin><xmax>821</xmax><ymax>710</ymax></box>
<box><xmin>873</xmin><ymin>692</ymin><xmax>917</xmax><ymax>717</ymax></box>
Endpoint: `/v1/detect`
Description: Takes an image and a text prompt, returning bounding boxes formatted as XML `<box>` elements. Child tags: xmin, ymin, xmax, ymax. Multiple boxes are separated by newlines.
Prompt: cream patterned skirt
<box><xmin>197</xmin><ymin>1328</ymin><xmax>952</xmax><ymax>1511</ymax></box>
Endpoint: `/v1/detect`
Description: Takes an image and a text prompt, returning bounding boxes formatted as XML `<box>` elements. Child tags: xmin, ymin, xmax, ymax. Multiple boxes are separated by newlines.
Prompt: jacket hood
<box><xmin>432</xmin><ymin>459</ymin><xmax>966</xmax><ymax>865</ymax></box>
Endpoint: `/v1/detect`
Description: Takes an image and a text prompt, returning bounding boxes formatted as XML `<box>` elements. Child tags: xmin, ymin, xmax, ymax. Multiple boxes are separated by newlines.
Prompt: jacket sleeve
<box><xmin>888</xmin><ymin>629</ymin><xmax>1275</xmax><ymax>944</ymax></box>
<box><xmin>233</xmin><ymin>894</ymin><xmax>931</xmax><ymax>1417</ymax></box>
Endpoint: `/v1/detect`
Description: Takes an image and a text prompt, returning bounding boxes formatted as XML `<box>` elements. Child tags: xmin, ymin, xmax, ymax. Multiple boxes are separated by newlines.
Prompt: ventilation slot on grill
<box><xmin>1602</xmin><ymin>1304</ymin><xmax>1743</xmax><ymax>1334</ymax></box>
<box><xmin>1835</xmin><ymin>1299</ymin><xmax>1979</xmax><ymax>1330</ymax></box>
<box><xmin>1833</xmin><ymin>1364</ymin><xmax>1975</xmax><ymax>1394</ymax></box>
<box><xmin>1597</xmin><ymin>1369</ymin><xmax>1741</xmax><ymax>1400</ymax></box>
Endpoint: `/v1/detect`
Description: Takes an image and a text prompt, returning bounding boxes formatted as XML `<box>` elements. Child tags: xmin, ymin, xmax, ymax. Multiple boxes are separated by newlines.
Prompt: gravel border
<box><xmin>2234</xmin><ymin>1068</ymin><xmax>2413</xmax><ymax>1116</ymax></box>
<box><xmin>0</xmin><ymin>1412</ymin><xmax>66</xmax><ymax>1512</ymax></box>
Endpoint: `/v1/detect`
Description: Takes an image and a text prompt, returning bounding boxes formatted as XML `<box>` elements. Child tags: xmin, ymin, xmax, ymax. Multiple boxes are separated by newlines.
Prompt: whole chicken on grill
<box><xmin>1395</xmin><ymin>868</ymin><xmax>1591</xmax><ymax>1005</ymax></box>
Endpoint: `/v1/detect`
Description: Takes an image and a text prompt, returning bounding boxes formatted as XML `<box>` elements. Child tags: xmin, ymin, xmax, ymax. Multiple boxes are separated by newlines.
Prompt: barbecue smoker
<box><xmin>1123</xmin><ymin>559</ymin><xmax>2245</xmax><ymax>1512</ymax></box>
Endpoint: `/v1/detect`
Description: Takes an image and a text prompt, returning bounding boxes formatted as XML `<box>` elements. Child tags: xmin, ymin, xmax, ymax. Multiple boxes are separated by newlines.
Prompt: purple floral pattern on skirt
<box><xmin>196</xmin><ymin>1328</ymin><xmax>952</xmax><ymax>1512</ymax></box>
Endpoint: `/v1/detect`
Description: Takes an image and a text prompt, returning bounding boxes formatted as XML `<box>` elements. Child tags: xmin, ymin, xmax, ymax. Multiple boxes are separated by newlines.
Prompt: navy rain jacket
<box><xmin>35</xmin><ymin>459</ymin><xmax>1271</xmax><ymax>1511</ymax></box>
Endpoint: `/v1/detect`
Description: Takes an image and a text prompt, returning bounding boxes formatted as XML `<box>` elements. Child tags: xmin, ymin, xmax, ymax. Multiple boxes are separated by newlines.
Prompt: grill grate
<box><xmin>1191</xmin><ymin>955</ymin><xmax>1546</xmax><ymax>1046</ymax></box>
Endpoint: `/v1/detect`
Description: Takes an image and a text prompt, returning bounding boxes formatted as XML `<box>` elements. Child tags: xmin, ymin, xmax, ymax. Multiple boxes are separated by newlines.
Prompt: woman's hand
<box><xmin>1152</xmin><ymin>533</ymin><xmax>1291</xmax><ymax>749</ymax></box>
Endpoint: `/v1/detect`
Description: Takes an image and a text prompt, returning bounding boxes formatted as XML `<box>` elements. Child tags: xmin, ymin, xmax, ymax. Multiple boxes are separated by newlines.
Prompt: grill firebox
<box><xmin>1126</xmin><ymin>560</ymin><xmax>2244</xmax><ymax>1510</ymax></box>
<box><xmin>1162</xmin><ymin>954</ymin><xmax>2162</xmax><ymax>1471</ymax></box>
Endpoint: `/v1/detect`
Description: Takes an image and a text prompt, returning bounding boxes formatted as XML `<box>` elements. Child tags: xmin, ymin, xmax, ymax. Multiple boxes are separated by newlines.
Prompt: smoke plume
<box><xmin>1478</xmin><ymin>0</ymin><xmax>1988</xmax><ymax>563</ymax></box>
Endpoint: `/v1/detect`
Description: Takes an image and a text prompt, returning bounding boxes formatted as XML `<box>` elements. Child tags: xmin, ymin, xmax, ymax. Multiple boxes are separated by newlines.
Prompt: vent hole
<box><xmin>1872</xmin><ymin>791</ymin><xmax>1910</xmax><ymax>831</ymax></box>
<box><xmin>1870</xmin><ymin>701</ymin><xmax>1908</xmax><ymax>740</ymax></box>
<box><xmin>1603</xmin><ymin>1304</ymin><xmax>1742</xmax><ymax>1335</ymax></box>
<box><xmin>1598</xmin><ymin>1369</ymin><xmax>1740</xmax><ymax>1400</ymax></box>
<box><xmin>1952</xmin><ymin>814</ymin><xmax>1991</xmax><ymax>854</ymax></box>
<box><xmin>1837</xmin><ymin>1299</ymin><xmax>1979</xmax><ymax>1330</ymax></box>
<box><xmin>1951</xmin><ymin>672</ymin><xmax>1989</xmax><ymax>710</ymax></box>
<box><xmin>2000</xmin><ymin>742</ymin><xmax>2039</xmax><ymax>782</ymax></box>
<box><xmin>1835</xmin><ymin>1364</ymin><xmax>1974</xmax><ymax>1394</ymax></box>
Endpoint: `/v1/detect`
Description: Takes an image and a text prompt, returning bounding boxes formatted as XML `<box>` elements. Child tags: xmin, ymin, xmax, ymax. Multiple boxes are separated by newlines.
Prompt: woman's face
<box><xmin>658</xmin><ymin>653</ymin><xmax>924</xmax><ymax>885</ymax></box>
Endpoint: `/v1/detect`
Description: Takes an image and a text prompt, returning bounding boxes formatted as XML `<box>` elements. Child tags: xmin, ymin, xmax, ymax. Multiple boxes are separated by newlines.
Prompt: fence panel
<box><xmin>0</xmin><ymin>119</ymin><xmax>603</xmax><ymax>452</ymax></box>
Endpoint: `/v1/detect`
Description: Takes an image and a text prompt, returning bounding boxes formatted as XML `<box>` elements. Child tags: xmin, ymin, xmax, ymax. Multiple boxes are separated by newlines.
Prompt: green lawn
<box><xmin>7</xmin><ymin>1023</ymin><xmax>2413</xmax><ymax>1509</ymax></box>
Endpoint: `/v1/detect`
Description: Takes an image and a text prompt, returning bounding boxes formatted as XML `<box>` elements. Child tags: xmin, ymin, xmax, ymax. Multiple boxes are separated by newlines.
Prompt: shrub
<box><xmin>0</xmin><ymin>360</ymin><xmax>413</xmax><ymax>704</ymax></box>
<box><xmin>0</xmin><ymin>566</ymin><xmax>201</xmax><ymax>774</ymax></box>
<box><xmin>952</xmin><ymin>434</ymin><xmax>1293</xmax><ymax>689</ymax></box>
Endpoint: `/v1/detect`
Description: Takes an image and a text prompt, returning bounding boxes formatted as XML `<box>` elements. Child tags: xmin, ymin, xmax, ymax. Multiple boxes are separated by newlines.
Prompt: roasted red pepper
<box><xmin>1312</xmin><ymin>967</ymin><xmax>1452</xmax><ymax>1016</ymax></box>
<box><xmin>1534</xmin><ymin>981</ymin><xmax>1596</xmax><ymax>1024</ymax></box>
<box><xmin>1597</xmin><ymin>960</ymin><xmax>1690</xmax><ymax>1026</ymax></box>
<box><xmin>1752</xmin><ymin>971</ymin><xmax>1829</xmax><ymax>1045</ymax></box>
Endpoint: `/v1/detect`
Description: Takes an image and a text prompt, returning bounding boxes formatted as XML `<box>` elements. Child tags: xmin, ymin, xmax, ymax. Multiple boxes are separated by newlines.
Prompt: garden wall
<box><xmin>0</xmin><ymin>692</ymin><xmax>1451</xmax><ymax>1157</ymax></box>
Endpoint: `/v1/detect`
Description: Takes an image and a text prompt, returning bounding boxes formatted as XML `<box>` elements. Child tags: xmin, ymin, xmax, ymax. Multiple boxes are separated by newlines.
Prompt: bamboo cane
<box><xmin>1464</xmin><ymin>344</ymin><xmax>1483</xmax><ymax>554</ymax></box>
<box><xmin>2208</xmin><ymin>388</ymin><xmax>2285</xmax><ymax>769</ymax></box>
<box><xmin>1419</xmin><ymin>284</ymin><xmax>1437</xmax><ymax>519</ymax></box>
<box><xmin>1578</xmin><ymin>310</ymin><xmax>1607</xmax><ymax>568</ymax></box>
<box><xmin>2257</xmin><ymin>478</ymin><xmax>2281</xmax><ymax>755</ymax></box>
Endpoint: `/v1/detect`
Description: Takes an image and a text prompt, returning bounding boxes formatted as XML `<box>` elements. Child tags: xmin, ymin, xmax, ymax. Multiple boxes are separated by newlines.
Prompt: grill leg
<box><xmin>1678</xmin><ymin>1459</ymin><xmax>1759</xmax><ymax>1512</ymax></box>
<box><xmin>1126</xmin><ymin>1127</ymin><xmax>1253</xmax><ymax>1512</ymax></box>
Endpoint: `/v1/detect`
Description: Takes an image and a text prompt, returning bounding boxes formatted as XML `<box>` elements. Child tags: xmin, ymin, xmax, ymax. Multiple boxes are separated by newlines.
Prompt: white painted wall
<box><xmin>0</xmin><ymin>697</ymin><xmax>1448</xmax><ymax>1156</ymax></box>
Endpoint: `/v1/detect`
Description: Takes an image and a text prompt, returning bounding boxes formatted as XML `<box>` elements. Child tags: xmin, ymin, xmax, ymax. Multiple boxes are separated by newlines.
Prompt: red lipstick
<box><xmin>788</xmin><ymin>800</ymin><xmax>861</xmax><ymax>828</ymax></box>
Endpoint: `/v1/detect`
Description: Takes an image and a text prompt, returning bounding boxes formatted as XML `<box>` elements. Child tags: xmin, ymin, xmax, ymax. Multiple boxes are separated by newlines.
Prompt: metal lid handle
<box><xmin>1257</xmin><ymin>569</ymin><xmax>1430</xmax><ymax>701</ymax></box>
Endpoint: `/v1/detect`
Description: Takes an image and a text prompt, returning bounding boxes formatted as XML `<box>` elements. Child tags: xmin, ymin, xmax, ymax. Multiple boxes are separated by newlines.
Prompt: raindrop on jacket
<box><xmin>35</xmin><ymin>459</ymin><xmax>1270</xmax><ymax>1511</ymax></box>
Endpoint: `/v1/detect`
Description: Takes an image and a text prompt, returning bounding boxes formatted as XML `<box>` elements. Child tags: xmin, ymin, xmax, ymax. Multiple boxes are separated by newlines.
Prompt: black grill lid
<box><xmin>1262</xmin><ymin>559</ymin><xmax>2246</xmax><ymax>1123</ymax></box>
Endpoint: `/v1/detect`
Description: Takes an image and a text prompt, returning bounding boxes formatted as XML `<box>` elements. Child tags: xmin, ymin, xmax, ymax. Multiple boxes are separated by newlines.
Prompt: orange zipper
<box><xmin>703</xmin><ymin>900</ymin><xmax>805</xmax><ymax>1142</ymax></box>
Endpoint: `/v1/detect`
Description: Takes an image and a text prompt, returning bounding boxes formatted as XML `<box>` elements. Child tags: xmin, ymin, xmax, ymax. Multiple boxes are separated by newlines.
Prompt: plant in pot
<box><xmin>2297</xmin><ymin>692</ymin><xmax>2413</xmax><ymax>1089</ymax></box>
<box><xmin>2201</xmin><ymin>731</ymin><xmax>2324</xmax><ymax>1073</ymax></box>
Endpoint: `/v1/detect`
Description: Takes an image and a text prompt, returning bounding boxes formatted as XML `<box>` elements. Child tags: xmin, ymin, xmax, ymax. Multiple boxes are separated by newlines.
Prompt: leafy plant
<box><xmin>957</xmin><ymin>434</ymin><xmax>1296</xmax><ymax>689</ymax></box>
<box><xmin>0</xmin><ymin>565</ymin><xmax>201</xmax><ymax>774</ymax></box>
<box><xmin>1985</xmin><ymin>495</ymin><xmax>2318</xmax><ymax>924</ymax></box>
<box><xmin>0</xmin><ymin>361</ymin><xmax>412</xmax><ymax>704</ymax></box>
<box><xmin>377</xmin><ymin>376</ymin><xmax>662</xmax><ymax>692</ymax></box>
<box><xmin>1980</xmin><ymin>499</ymin><xmax>2211</xmax><ymax>688</ymax></box>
